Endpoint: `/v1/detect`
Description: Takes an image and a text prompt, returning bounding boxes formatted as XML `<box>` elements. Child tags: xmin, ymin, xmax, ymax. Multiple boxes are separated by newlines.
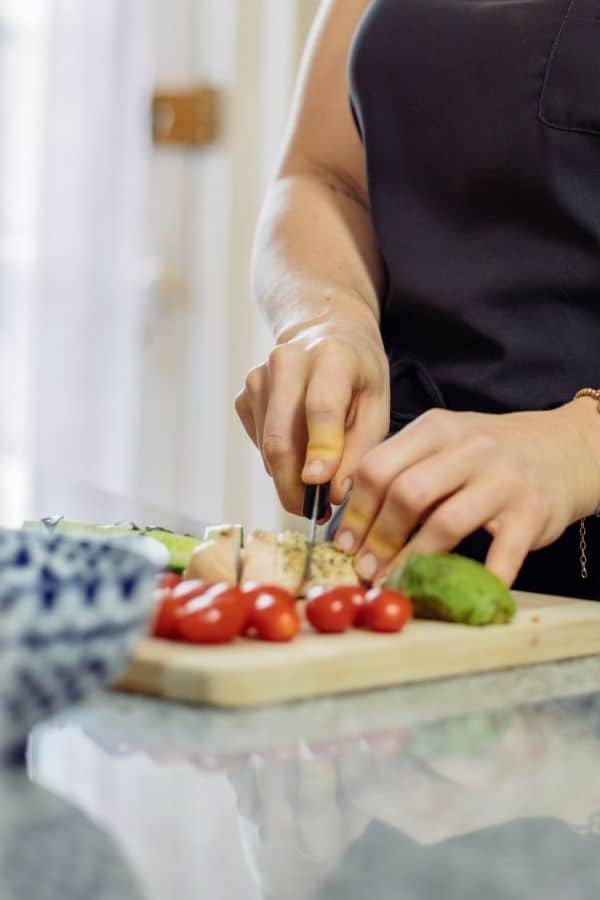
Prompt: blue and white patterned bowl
<box><xmin>0</xmin><ymin>528</ymin><xmax>163</xmax><ymax>757</ymax></box>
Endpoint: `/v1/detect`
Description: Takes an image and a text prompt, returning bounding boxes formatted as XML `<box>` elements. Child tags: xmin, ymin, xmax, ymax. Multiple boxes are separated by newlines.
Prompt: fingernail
<box><xmin>341</xmin><ymin>477</ymin><xmax>352</xmax><ymax>498</ymax></box>
<box><xmin>304</xmin><ymin>460</ymin><xmax>325</xmax><ymax>479</ymax></box>
<box><xmin>336</xmin><ymin>531</ymin><xmax>355</xmax><ymax>553</ymax></box>
<box><xmin>356</xmin><ymin>553</ymin><xmax>378</xmax><ymax>581</ymax></box>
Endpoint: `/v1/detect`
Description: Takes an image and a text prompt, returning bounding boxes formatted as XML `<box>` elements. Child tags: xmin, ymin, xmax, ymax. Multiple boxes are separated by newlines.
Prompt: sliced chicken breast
<box><xmin>241</xmin><ymin>530</ymin><xmax>308</xmax><ymax>595</ymax></box>
<box><xmin>302</xmin><ymin>542</ymin><xmax>360</xmax><ymax>594</ymax></box>
<box><xmin>184</xmin><ymin>527</ymin><xmax>241</xmax><ymax>584</ymax></box>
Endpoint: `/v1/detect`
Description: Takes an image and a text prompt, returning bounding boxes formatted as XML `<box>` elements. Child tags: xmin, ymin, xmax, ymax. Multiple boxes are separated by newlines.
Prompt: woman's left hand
<box><xmin>333</xmin><ymin>404</ymin><xmax>600</xmax><ymax>587</ymax></box>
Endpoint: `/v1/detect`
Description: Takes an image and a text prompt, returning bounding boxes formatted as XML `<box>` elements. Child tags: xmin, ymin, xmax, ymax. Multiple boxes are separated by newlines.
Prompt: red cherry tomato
<box><xmin>152</xmin><ymin>588</ymin><xmax>188</xmax><ymax>640</ymax></box>
<box><xmin>256</xmin><ymin>606</ymin><xmax>300</xmax><ymax>642</ymax></box>
<box><xmin>172</xmin><ymin>578</ymin><xmax>221</xmax><ymax>603</ymax></box>
<box><xmin>360</xmin><ymin>588</ymin><xmax>413</xmax><ymax>633</ymax></box>
<box><xmin>245</xmin><ymin>588</ymin><xmax>300</xmax><ymax>642</ymax></box>
<box><xmin>243</xmin><ymin>584</ymin><xmax>296</xmax><ymax>609</ymax></box>
<box><xmin>305</xmin><ymin>585</ymin><xmax>367</xmax><ymax>633</ymax></box>
<box><xmin>176</xmin><ymin>585</ymin><xmax>247</xmax><ymax>644</ymax></box>
<box><xmin>155</xmin><ymin>572</ymin><xmax>182</xmax><ymax>590</ymax></box>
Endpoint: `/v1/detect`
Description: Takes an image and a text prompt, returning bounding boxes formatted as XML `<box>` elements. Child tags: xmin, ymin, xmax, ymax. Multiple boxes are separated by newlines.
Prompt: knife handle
<box><xmin>302</xmin><ymin>482</ymin><xmax>331</xmax><ymax>520</ymax></box>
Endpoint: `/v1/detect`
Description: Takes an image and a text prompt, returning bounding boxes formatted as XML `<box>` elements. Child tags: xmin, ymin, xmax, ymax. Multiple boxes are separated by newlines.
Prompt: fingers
<box><xmin>350</xmin><ymin>435</ymin><xmax>496</xmax><ymax>579</ymax></box>
<box><xmin>262</xmin><ymin>353</ymin><xmax>308</xmax><ymax>513</ymax></box>
<box><xmin>235</xmin><ymin>365</ymin><xmax>269</xmax><ymax>450</ymax></box>
<box><xmin>485</xmin><ymin>508</ymin><xmax>546</xmax><ymax>586</ymax></box>
<box><xmin>329</xmin><ymin>393</ymin><xmax>390</xmax><ymax>506</ymax></box>
<box><xmin>334</xmin><ymin>408</ymin><xmax>454</xmax><ymax>557</ymax></box>
<box><xmin>234</xmin><ymin>389</ymin><xmax>257</xmax><ymax>445</ymax></box>
<box><xmin>301</xmin><ymin>348</ymin><xmax>355</xmax><ymax>486</ymax></box>
<box><xmin>380</xmin><ymin>476</ymin><xmax>514</xmax><ymax>580</ymax></box>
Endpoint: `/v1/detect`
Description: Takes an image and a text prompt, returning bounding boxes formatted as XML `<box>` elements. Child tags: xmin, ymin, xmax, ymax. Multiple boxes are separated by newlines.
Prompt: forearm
<box><xmin>252</xmin><ymin>169</ymin><xmax>386</xmax><ymax>344</ymax></box>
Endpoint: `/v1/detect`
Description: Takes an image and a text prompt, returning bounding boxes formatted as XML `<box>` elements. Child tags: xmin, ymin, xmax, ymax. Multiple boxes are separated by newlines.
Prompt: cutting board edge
<box><xmin>115</xmin><ymin>620</ymin><xmax>600</xmax><ymax>708</ymax></box>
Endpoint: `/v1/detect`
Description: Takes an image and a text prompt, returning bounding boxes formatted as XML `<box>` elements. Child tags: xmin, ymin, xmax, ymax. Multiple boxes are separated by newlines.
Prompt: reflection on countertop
<box><xmin>0</xmin><ymin>764</ymin><xmax>144</xmax><ymax>900</ymax></box>
<box><xmin>26</xmin><ymin>655</ymin><xmax>600</xmax><ymax>900</ymax></box>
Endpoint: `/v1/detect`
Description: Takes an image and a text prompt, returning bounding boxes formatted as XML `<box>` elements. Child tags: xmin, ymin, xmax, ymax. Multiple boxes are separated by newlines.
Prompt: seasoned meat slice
<box><xmin>184</xmin><ymin>527</ymin><xmax>241</xmax><ymax>584</ymax></box>
<box><xmin>241</xmin><ymin>530</ymin><xmax>308</xmax><ymax>595</ymax></box>
<box><xmin>302</xmin><ymin>542</ymin><xmax>359</xmax><ymax>594</ymax></box>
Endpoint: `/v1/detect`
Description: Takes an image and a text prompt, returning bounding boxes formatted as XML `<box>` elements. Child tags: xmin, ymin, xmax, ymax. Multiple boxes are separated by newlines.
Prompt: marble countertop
<box><xmin>18</xmin><ymin>655</ymin><xmax>600</xmax><ymax>900</ymax></box>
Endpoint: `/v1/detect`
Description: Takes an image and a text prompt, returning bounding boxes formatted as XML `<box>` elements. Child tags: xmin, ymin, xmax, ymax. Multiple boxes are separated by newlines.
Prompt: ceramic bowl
<box><xmin>0</xmin><ymin>528</ymin><xmax>163</xmax><ymax>756</ymax></box>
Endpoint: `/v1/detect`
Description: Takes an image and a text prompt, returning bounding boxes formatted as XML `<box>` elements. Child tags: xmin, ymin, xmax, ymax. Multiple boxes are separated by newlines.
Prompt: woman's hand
<box><xmin>333</xmin><ymin>404</ymin><xmax>600</xmax><ymax>587</ymax></box>
<box><xmin>235</xmin><ymin>310</ymin><xmax>390</xmax><ymax>515</ymax></box>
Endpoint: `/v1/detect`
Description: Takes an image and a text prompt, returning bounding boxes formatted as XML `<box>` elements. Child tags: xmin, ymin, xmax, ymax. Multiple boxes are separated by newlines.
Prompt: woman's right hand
<box><xmin>235</xmin><ymin>313</ymin><xmax>391</xmax><ymax>515</ymax></box>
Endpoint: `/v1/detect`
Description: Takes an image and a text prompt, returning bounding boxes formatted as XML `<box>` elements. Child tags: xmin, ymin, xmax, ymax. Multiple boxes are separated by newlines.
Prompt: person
<box><xmin>235</xmin><ymin>0</ymin><xmax>600</xmax><ymax>599</ymax></box>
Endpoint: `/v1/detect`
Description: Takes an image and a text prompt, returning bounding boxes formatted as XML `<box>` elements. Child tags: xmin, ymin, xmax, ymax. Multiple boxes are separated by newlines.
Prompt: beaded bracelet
<box><xmin>573</xmin><ymin>388</ymin><xmax>600</xmax><ymax>579</ymax></box>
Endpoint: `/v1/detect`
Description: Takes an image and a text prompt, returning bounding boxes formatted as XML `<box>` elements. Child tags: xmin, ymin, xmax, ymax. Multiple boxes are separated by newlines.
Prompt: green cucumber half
<box><xmin>23</xmin><ymin>518</ymin><xmax>202</xmax><ymax>573</ymax></box>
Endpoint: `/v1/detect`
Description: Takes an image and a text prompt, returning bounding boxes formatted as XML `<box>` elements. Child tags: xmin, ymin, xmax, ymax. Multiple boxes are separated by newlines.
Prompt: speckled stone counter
<box><xmin>22</xmin><ymin>655</ymin><xmax>600</xmax><ymax>900</ymax></box>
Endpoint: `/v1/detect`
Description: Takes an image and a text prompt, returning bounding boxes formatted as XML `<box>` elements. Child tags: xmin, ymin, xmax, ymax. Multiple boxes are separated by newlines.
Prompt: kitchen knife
<box><xmin>303</xmin><ymin>482</ymin><xmax>331</xmax><ymax>545</ymax></box>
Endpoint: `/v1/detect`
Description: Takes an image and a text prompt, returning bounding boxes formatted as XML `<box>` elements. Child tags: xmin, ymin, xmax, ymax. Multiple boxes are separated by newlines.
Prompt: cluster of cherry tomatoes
<box><xmin>152</xmin><ymin>574</ymin><xmax>413</xmax><ymax>644</ymax></box>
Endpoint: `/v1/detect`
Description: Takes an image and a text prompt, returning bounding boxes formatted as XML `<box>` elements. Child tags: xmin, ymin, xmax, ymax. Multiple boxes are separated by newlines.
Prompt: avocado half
<box><xmin>385</xmin><ymin>552</ymin><xmax>516</xmax><ymax>626</ymax></box>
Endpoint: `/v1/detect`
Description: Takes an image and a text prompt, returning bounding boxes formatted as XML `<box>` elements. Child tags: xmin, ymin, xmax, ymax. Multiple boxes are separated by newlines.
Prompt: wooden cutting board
<box><xmin>115</xmin><ymin>590</ymin><xmax>600</xmax><ymax>708</ymax></box>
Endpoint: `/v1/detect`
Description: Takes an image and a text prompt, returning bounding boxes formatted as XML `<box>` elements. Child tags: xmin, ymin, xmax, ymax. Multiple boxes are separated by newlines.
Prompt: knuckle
<box><xmin>313</xmin><ymin>336</ymin><xmax>344</xmax><ymax>359</ymax></box>
<box><xmin>354</xmin><ymin>456</ymin><xmax>386</xmax><ymax>494</ymax></box>
<box><xmin>495</xmin><ymin>466</ymin><xmax>524</xmax><ymax>496</ymax></box>
<box><xmin>268</xmin><ymin>344</ymin><xmax>302</xmax><ymax>370</ymax></box>
<box><xmin>305</xmin><ymin>397</ymin><xmax>338</xmax><ymax>420</ymax></box>
<box><xmin>244</xmin><ymin>366</ymin><xmax>264</xmax><ymax>395</ymax></box>
<box><xmin>262</xmin><ymin>432</ymin><xmax>291</xmax><ymax>463</ymax></box>
<box><xmin>466</xmin><ymin>431</ymin><xmax>499</xmax><ymax>457</ymax></box>
<box><xmin>420</xmin><ymin>407</ymin><xmax>450</xmax><ymax>429</ymax></box>
<box><xmin>389</xmin><ymin>474</ymin><xmax>429</xmax><ymax>513</ymax></box>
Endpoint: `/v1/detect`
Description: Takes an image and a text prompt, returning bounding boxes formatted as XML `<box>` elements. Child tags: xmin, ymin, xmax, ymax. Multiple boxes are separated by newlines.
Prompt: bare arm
<box><xmin>236</xmin><ymin>0</ymin><xmax>390</xmax><ymax>514</ymax></box>
<box><xmin>253</xmin><ymin>0</ymin><xmax>384</xmax><ymax>340</ymax></box>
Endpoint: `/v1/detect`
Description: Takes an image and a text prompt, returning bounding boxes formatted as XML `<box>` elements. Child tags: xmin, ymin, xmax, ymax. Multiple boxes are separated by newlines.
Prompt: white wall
<box><xmin>0</xmin><ymin>0</ymin><xmax>320</xmax><ymax>529</ymax></box>
<box><xmin>138</xmin><ymin>0</ymin><xmax>320</xmax><ymax>530</ymax></box>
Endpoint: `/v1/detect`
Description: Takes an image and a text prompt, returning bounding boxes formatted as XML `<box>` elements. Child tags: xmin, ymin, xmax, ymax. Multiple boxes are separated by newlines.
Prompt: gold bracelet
<box><xmin>573</xmin><ymin>388</ymin><xmax>600</xmax><ymax>579</ymax></box>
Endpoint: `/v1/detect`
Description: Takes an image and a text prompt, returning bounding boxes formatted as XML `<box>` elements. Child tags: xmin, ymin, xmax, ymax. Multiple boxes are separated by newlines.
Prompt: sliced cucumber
<box><xmin>23</xmin><ymin>518</ymin><xmax>202</xmax><ymax>573</ymax></box>
<box><xmin>143</xmin><ymin>528</ymin><xmax>202</xmax><ymax>573</ymax></box>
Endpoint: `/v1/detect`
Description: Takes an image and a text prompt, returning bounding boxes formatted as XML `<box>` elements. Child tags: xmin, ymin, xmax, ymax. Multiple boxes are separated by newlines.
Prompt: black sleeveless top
<box><xmin>348</xmin><ymin>0</ymin><xmax>600</xmax><ymax>598</ymax></box>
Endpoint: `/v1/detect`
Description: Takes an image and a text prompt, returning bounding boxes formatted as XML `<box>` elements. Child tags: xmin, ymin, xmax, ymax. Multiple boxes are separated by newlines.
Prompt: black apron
<box><xmin>348</xmin><ymin>0</ymin><xmax>600</xmax><ymax>598</ymax></box>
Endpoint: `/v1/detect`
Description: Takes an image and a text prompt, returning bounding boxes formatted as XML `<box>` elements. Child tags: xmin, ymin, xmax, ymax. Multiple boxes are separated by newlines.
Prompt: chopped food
<box><xmin>204</xmin><ymin>523</ymin><xmax>244</xmax><ymax>545</ymax></box>
<box><xmin>176</xmin><ymin>585</ymin><xmax>248</xmax><ymax>644</ymax></box>
<box><xmin>143</xmin><ymin>527</ymin><xmax>202</xmax><ymax>573</ymax></box>
<box><xmin>358</xmin><ymin>587</ymin><xmax>413</xmax><ymax>633</ymax></box>
<box><xmin>385</xmin><ymin>553</ymin><xmax>516</xmax><ymax>626</ymax></box>
<box><xmin>240</xmin><ymin>530</ymin><xmax>308</xmax><ymax>595</ymax></box>
<box><xmin>184</xmin><ymin>529</ymin><xmax>241</xmax><ymax>584</ymax></box>
<box><xmin>302</xmin><ymin>542</ymin><xmax>359</xmax><ymax>594</ymax></box>
<box><xmin>305</xmin><ymin>585</ymin><xmax>366</xmax><ymax>633</ymax></box>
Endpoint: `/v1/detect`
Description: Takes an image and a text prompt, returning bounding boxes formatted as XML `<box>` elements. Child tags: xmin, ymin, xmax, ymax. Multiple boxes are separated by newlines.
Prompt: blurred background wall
<box><xmin>0</xmin><ymin>0</ymin><xmax>321</xmax><ymax>531</ymax></box>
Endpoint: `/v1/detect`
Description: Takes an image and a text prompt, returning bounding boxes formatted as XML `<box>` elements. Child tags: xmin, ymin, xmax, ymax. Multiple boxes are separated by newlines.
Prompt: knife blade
<box><xmin>303</xmin><ymin>482</ymin><xmax>331</xmax><ymax>546</ymax></box>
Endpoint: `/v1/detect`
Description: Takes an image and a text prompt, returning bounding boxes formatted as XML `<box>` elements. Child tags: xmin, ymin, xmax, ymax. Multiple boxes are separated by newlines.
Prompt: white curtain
<box><xmin>0</xmin><ymin>0</ymin><xmax>153</xmax><ymax>495</ymax></box>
